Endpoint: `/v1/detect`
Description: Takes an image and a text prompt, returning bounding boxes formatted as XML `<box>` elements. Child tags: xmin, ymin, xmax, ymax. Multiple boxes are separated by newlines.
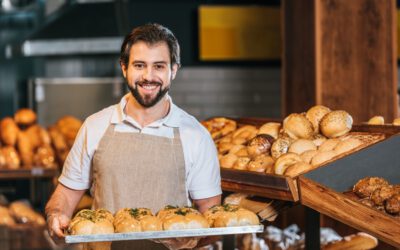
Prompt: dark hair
<box><xmin>120</xmin><ymin>23</ymin><xmax>181</xmax><ymax>68</ymax></box>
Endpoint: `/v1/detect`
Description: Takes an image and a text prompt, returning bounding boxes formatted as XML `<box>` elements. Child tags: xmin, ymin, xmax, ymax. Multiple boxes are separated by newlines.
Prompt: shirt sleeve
<box><xmin>58</xmin><ymin>121</ymin><xmax>92</xmax><ymax>190</ymax></box>
<box><xmin>187</xmin><ymin>132</ymin><xmax>222</xmax><ymax>200</ymax></box>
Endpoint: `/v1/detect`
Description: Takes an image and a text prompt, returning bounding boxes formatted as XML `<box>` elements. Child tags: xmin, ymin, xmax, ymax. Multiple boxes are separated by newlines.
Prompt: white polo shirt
<box><xmin>58</xmin><ymin>94</ymin><xmax>222</xmax><ymax>200</ymax></box>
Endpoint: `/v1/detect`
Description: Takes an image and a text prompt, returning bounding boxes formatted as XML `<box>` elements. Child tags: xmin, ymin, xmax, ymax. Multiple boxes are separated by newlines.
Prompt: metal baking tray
<box><xmin>65</xmin><ymin>225</ymin><xmax>264</xmax><ymax>243</ymax></box>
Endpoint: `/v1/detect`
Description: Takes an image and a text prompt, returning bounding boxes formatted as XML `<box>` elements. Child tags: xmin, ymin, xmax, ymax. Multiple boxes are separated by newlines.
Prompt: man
<box><xmin>46</xmin><ymin>23</ymin><xmax>221</xmax><ymax>249</ymax></box>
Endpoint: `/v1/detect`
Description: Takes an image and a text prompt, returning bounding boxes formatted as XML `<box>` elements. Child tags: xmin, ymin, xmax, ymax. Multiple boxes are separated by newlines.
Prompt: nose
<box><xmin>142</xmin><ymin>66</ymin><xmax>154</xmax><ymax>81</ymax></box>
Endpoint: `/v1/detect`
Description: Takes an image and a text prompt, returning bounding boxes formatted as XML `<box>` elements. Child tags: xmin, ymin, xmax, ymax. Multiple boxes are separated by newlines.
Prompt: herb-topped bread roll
<box><xmin>68</xmin><ymin>209</ymin><xmax>114</xmax><ymax>235</ymax></box>
<box><xmin>160</xmin><ymin>207</ymin><xmax>209</xmax><ymax>230</ymax></box>
<box><xmin>204</xmin><ymin>204</ymin><xmax>259</xmax><ymax>228</ymax></box>
<box><xmin>114</xmin><ymin>208</ymin><xmax>162</xmax><ymax>232</ymax></box>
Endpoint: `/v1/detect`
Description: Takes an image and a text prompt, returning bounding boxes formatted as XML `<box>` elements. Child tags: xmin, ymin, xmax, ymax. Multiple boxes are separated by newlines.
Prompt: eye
<box><xmin>154</xmin><ymin>64</ymin><xmax>165</xmax><ymax>70</ymax></box>
<box><xmin>134</xmin><ymin>63</ymin><xmax>144</xmax><ymax>69</ymax></box>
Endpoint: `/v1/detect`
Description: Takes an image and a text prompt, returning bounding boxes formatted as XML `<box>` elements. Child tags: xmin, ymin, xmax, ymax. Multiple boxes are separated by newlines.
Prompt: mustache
<box><xmin>135</xmin><ymin>80</ymin><xmax>162</xmax><ymax>87</ymax></box>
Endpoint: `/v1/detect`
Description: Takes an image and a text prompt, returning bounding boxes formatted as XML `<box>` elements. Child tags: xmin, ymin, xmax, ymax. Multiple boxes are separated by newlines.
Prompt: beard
<box><xmin>127</xmin><ymin>80</ymin><xmax>170</xmax><ymax>108</ymax></box>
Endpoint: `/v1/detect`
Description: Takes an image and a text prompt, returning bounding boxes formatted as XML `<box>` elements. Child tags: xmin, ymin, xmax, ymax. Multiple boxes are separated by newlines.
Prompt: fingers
<box><xmin>159</xmin><ymin>237</ymin><xmax>200</xmax><ymax>250</ymax></box>
<box><xmin>48</xmin><ymin>214</ymin><xmax>69</xmax><ymax>239</ymax></box>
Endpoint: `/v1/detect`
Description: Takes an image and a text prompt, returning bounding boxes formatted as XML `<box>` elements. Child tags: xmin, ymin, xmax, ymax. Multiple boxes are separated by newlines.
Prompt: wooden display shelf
<box><xmin>0</xmin><ymin>167</ymin><xmax>58</xmax><ymax>179</ymax></box>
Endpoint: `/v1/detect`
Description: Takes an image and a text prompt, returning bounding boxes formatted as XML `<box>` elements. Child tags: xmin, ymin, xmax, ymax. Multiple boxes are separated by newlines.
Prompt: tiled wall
<box><xmin>171</xmin><ymin>67</ymin><xmax>282</xmax><ymax>120</ymax></box>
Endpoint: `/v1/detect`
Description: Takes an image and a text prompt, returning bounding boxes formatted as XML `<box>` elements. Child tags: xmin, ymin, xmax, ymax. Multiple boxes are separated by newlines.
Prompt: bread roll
<box><xmin>246</xmin><ymin>134</ymin><xmax>274</xmax><ymax>158</ymax></box>
<box><xmin>234</xmin><ymin>147</ymin><xmax>249</xmax><ymax>157</ymax></box>
<box><xmin>306</xmin><ymin>105</ymin><xmax>331</xmax><ymax>133</ymax></box>
<box><xmin>204</xmin><ymin>204</ymin><xmax>259</xmax><ymax>228</ymax></box>
<box><xmin>320</xmin><ymin>110</ymin><xmax>353</xmax><ymax>138</ymax></box>
<box><xmin>257</xmin><ymin>122</ymin><xmax>281</xmax><ymax>139</ymax></box>
<box><xmin>353</xmin><ymin>177</ymin><xmax>389</xmax><ymax>198</ymax></box>
<box><xmin>220</xmin><ymin>153</ymin><xmax>238</xmax><ymax>169</ymax></box>
<box><xmin>319</xmin><ymin>139</ymin><xmax>341</xmax><ymax>152</ymax></box>
<box><xmin>311</xmin><ymin>150</ymin><xmax>336</xmax><ymax>166</ymax></box>
<box><xmin>312</xmin><ymin>134</ymin><xmax>327</xmax><ymax>147</ymax></box>
<box><xmin>247</xmin><ymin>155</ymin><xmax>274</xmax><ymax>173</ymax></box>
<box><xmin>228</xmin><ymin>145</ymin><xmax>245</xmax><ymax>155</ymax></box>
<box><xmin>393</xmin><ymin>118</ymin><xmax>400</xmax><ymax>126</ymax></box>
<box><xmin>288</xmin><ymin>139</ymin><xmax>317</xmax><ymax>155</ymax></box>
<box><xmin>385</xmin><ymin>193</ymin><xmax>400</xmax><ymax>214</ymax></box>
<box><xmin>271</xmin><ymin>136</ymin><xmax>292</xmax><ymax>159</ymax></box>
<box><xmin>0</xmin><ymin>117</ymin><xmax>19</xmax><ymax>146</ymax></box>
<box><xmin>370</xmin><ymin>185</ymin><xmax>396</xmax><ymax>206</ymax></box>
<box><xmin>323</xmin><ymin>232</ymin><xmax>377</xmax><ymax>250</ymax></box>
<box><xmin>218</xmin><ymin>142</ymin><xmax>234</xmax><ymax>154</ymax></box>
<box><xmin>114</xmin><ymin>208</ymin><xmax>161</xmax><ymax>232</ymax></box>
<box><xmin>69</xmin><ymin>209</ymin><xmax>114</xmax><ymax>235</ymax></box>
<box><xmin>333</xmin><ymin>138</ymin><xmax>363</xmax><ymax>155</ymax></box>
<box><xmin>233</xmin><ymin>157</ymin><xmax>251</xmax><ymax>170</ymax></box>
<box><xmin>284</xmin><ymin>162</ymin><xmax>313</xmax><ymax>177</ymax></box>
<box><xmin>33</xmin><ymin>145</ymin><xmax>56</xmax><ymax>168</ymax></box>
<box><xmin>0</xmin><ymin>206</ymin><xmax>15</xmax><ymax>226</ymax></box>
<box><xmin>274</xmin><ymin>153</ymin><xmax>302</xmax><ymax>175</ymax></box>
<box><xmin>367</xmin><ymin>116</ymin><xmax>384</xmax><ymax>125</ymax></box>
<box><xmin>17</xmin><ymin>131</ymin><xmax>33</xmax><ymax>167</ymax></box>
<box><xmin>9</xmin><ymin>201</ymin><xmax>46</xmax><ymax>225</ymax></box>
<box><xmin>202</xmin><ymin>118</ymin><xmax>237</xmax><ymax>139</ymax></box>
<box><xmin>14</xmin><ymin>109</ymin><xmax>36</xmax><ymax>126</ymax></box>
<box><xmin>2</xmin><ymin>146</ymin><xmax>20</xmax><ymax>169</ymax></box>
<box><xmin>283</xmin><ymin>113</ymin><xmax>314</xmax><ymax>139</ymax></box>
<box><xmin>162</xmin><ymin>207</ymin><xmax>209</xmax><ymax>230</ymax></box>
<box><xmin>300</xmin><ymin>150</ymin><xmax>318</xmax><ymax>164</ymax></box>
<box><xmin>56</xmin><ymin>116</ymin><xmax>83</xmax><ymax>147</ymax></box>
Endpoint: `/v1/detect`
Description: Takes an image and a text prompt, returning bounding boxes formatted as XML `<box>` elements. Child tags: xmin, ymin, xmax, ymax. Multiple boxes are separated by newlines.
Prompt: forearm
<box><xmin>193</xmin><ymin>194</ymin><xmax>221</xmax><ymax>213</ymax></box>
<box><xmin>45</xmin><ymin>184</ymin><xmax>86</xmax><ymax>218</ymax></box>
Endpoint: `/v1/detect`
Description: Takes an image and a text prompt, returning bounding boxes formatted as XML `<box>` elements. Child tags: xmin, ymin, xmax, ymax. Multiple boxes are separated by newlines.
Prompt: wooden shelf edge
<box><xmin>0</xmin><ymin>168</ymin><xmax>59</xmax><ymax>179</ymax></box>
<box><xmin>298</xmin><ymin>177</ymin><xmax>400</xmax><ymax>248</ymax></box>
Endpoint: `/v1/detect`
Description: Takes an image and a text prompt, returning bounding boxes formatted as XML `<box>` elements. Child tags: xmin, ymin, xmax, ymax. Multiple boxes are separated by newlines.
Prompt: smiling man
<box><xmin>45</xmin><ymin>23</ymin><xmax>222</xmax><ymax>250</ymax></box>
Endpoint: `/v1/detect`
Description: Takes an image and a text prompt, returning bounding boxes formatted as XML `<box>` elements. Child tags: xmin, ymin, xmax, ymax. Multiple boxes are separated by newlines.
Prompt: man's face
<box><xmin>121</xmin><ymin>41</ymin><xmax>178</xmax><ymax>108</ymax></box>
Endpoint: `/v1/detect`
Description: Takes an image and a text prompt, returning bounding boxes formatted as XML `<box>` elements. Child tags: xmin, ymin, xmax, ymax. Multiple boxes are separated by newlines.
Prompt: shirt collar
<box><xmin>110</xmin><ymin>93</ymin><xmax>181</xmax><ymax>128</ymax></box>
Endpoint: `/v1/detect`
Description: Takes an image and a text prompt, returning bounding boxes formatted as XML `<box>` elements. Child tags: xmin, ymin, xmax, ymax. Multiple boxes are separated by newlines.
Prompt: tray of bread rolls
<box><xmin>202</xmin><ymin>106</ymin><xmax>400</xmax><ymax>202</ymax></box>
<box><xmin>65</xmin><ymin>205</ymin><xmax>264</xmax><ymax>243</ymax></box>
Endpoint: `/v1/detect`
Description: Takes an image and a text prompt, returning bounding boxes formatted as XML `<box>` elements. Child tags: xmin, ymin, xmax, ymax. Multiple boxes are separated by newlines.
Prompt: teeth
<box><xmin>142</xmin><ymin>85</ymin><xmax>157</xmax><ymax>90</ymax></box>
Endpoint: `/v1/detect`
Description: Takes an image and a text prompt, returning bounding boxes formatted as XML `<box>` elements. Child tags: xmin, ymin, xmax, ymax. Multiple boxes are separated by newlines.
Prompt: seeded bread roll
<box><xmin>320</xmin><ymin>110</ymin><xmax>353</xmax><ymax>138</ymax></box>
<box><xmin>283</xmin><ymin>113</ymin><xmax>314</xmax><ymax>139</ymax></box>
<box><xmin>306</xmin><ymin>105</ymin><xmax>331</xmax><ymax>133</ymax></box>
<box><xmin>271</xmin><ymin>136</ymin><xmax>292</xmax><ymax>159</ymax></box>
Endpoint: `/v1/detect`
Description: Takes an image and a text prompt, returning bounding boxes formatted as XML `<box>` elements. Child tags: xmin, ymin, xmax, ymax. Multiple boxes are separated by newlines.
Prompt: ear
<box><xmin>121</xmin><ymin>62</ymin><xmax>127</xmax><ymax>78</ymax></box>
<box><xmin>171</xmin><ymin>64</ymin><xmax>179</xmax><ymax>80</ymax></box>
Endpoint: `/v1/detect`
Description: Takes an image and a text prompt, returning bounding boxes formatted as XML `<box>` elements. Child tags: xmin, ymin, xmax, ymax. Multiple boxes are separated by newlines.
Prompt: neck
<box><xmin>125</xmin><ymin>94</ymin><xmax>170</xmax><ymax>127</ymax></box>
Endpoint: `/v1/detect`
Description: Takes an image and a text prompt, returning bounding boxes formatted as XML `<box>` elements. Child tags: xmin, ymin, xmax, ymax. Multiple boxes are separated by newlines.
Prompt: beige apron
<box><xmin>91</xmin><ymin>123</ymin><xmax>188</xmax><ymax>250</ymax></box>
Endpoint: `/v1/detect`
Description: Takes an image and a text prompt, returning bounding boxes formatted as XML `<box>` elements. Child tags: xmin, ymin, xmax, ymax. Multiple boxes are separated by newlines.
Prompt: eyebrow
<box><xmin>132</xmin><ymin>60</ymin><xmax>168</xmax><ymax>65</ymax></box>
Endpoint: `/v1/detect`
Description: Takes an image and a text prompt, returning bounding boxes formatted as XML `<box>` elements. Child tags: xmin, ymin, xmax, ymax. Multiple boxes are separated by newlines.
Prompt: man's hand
<box><xmin>157</xmin><ymin>237</ymin><xmax>200</xmax><ymax>250</ymax></box>
<box><xmin>47</xmin><ymin>213</ymin><xmax>70</xmax><ymax>244</ymax></box>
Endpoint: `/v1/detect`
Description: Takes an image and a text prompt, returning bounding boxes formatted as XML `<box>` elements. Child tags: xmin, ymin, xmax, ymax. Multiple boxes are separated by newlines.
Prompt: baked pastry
<box><xmin>370</xmin><ymin>185</ymin><xmax>396</xmax><ymax>206</ymax></box>
<box><xmin>310</xmin><ymin>150</ymin><xmax>336</xmax><ymax>166</ymax></box>
<box><xmin>233</xmin><ymin>157</ymin><xmax>251</xmax><ymax>170</ymax></box>
<box><xmin>220</xmin><ymin>153</ymin><xmax>238</xmax><ymax>169</ymax></box>
<box><xmin>320</xmin><ymin>110</ymin><xmax>353</xmax><ymax>138</ymax></box>
<box><xmin>333</xmin><ymin>138</ymin><xmax>363</xmax><ymax>155</ymax></box>
<box><xmin>204</xmin><ymin>204</ymin><xmax>259</xmax><ymax>227</ymax></box>
<box><xmin>284</xmin><ymin>162</ymin><xmax>313</xmax><ymax>177</ymax></box>
<box><xmin>257</xmin><ymin>122</ymin><xmax>281</xmax><ymax>139</ymax></box>
<box><xmin>274</xmin><ymin>153</ymin><xmax>302</xmax><ymax>175</ymax></box>
<box><xmin>17</xmin><ymin>131</ymin><xmax>34</xmax><ymax>167</ymax></box>
<box><xmin>288</xmin><ymin>139</ymin><xmax>317</xmax><ymax>155</ymax></box>
<box><xmin>2</xmin><ymin>146</ymin><xmax>20</xmax><ymax>169</ymax></box>
<box><xmin>283</xmin><ymin>113</ymin><xmax>314</xmax><ymax>139</ymax></box>
<box><xmin>161</xmin><ymin>207</ymin><xmax>209</xmax><ymax>230</ymax></box>
<box><xmin>300</xmin><ymin>150</ymin><xmax>318</xmax><ymax>164</ymax></box>
<box><xmin>68</xmin><ymin>209</ymin><xmax>114</xmax><ymax>235</ymax></box>
<box><xmin>367</xmin><ymin>116</ymin><xmax>384</xmax><ymax>125</ymax></box>
<box><xmin>202</xmin><ymin>118</ymin><xmax>237</xmax><ymax>140</ymax></box>
<box><xmin>385</xmin><ymin>193</ymin><xmax>400</xmax><ymax>214</ymax></box>
<box><xmin>246</xmin><ymin>134</ymin><xmax>274</xmax><ymax>158</ymax></box>
<box><xmin>271</xmin><ymin>136</ymin><xmax>292</xmax><ymax>159</ymax></box>
<box><xmin>114</xmin><ymin>208</ymin><xmax>162</xmax><ymax>232</ymax></box>
<box><xmin>231</xmin><ymin>145</ymin><xmax>248</xmax><ymax>157</ymax></box>
<box><xmin>312</xmin><ymin>134</ymin><xmax>327</xmax><ymax>147</ymax></box>
<box><xmin>318</xmin><ymin>138</ymin><xmax>341</xmax><ymax>152</ymax></box>
<box><xmin>56</xmin><ymin>116</ymin><xmax>83</xmax><ymax>147</ymax></box>
<box><xmin>353</xmin><ymin>177</ymin><xmax>389</xmax><ymax>198</ymax></box>
<box><xmin>306</xmin><ymin>105</ymin><xmax>331</xmax><ymax>133</ymax></box>
<box><xmin>0</xmin><ymin>206</ymin><xmax>15</xmax><ymax>226</ymax></box>
<box><xmin>247</xmin><ymin>155</ymin><xmax>274</xmax><ymax>173</ymax></box>
<box><xmin>33</xmin><ymin>145</ymin><xmax>56</xmax><ymax>168</ymax></box>
<box><xmin>232</xmin><ymin>125</ymin><xmax>258</xmax><ymax>145</ymax></box>
<box><xmin>218</xmin><ymin>142</ymin><xmax>234</xmax><ymax>154</ymax></box>
<box><xmin>9</xmin><ymin>201</ymin><xmax>46</xmax><ymax>225</ymax></box>
<box><xmin>393</xmin><ymin>118</ymin><xmax>400</xmax><ymax>126</ymax></box>
<box><xmin>0</xmin><ymin>117</ymin><xmax>19</xmax><ymax>146</ymax></box>
<box><xmin>322</xmin><ymin>232</ymin><xmax>378</xmax><ymax>250</ymax></box>
<box><xmin>14</xmin><ymin>109</ymin><xmax>36</xmax><ymax>126</ymax></box>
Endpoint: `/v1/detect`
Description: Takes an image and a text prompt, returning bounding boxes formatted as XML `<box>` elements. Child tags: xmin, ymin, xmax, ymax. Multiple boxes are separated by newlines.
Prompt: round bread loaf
<box><xmin>247</xmin><ymin>134</ymin><xmax>274</xmax><ymax>158</ymax></box>
<box><xmin>257</xmin><ymin>122</ymin><xmax>281</xmax><ymax>139</ymax></box>
<box><xmin>274</xmin><ymin>153</ymin><xmax>302</xmax><ymax>175</ymax></box>
<box><xmin>69</xmin><ymin>209</ymin><xmax>114</xmax><ymax>235</ymax></box>
<box><xmin>283</xmin><ymin>113</ymin><xmax>314</xmax><ymax>139</ymax></box>
<box><xmin>368</xmin><ymin>116</ymin><xmax>384</xmax><ymax>125</ymax></box>
<box><xmin>14</xmin><ymin>108</ymin><xmax>37</xmax><ymax>126</ymax></box>
<box><xmin>320</xmin><ymin>110</ymin><xmax>353</xmax><ymax>138</ymax></box>
<box><xmin>288</xmin><ymin>139</ymin><xmax>317</xmax><ymax>155</ymax></box>
<box><xmin>162</xmin><ymin>207</ymin><xmax>209</xmax><ymax>230</ymax></box>
<box><xmin>204</xmin><ymin>204</ymin><xmax>259</xmax><ymax>228</ymax></box>
<box><xmin>306</xmin><ymin>105</ymin><xmax>331</xmax><ymax>133</ymax></box>
<box><xmin>271</xmin><ymin>136</ymin><xmax>292</xmax><ymax>159</ymax></box>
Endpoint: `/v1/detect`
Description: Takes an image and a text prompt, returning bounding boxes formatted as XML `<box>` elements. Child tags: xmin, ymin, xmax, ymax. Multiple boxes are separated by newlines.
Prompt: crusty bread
<box><xmin>257</xmin><ymin>122</ymin><xmax>281</xmax><ymax>139</ymax></box>
<box><xmin>271</xmin><ymin>136</ymin><xmax>292</xmax><ymax>159</ymax></box>
<box><xmin>322</xmin><ymin>232</ymin><xmax>378</xmax><ymax>250</ymax></box>
<box><xmin>320</xmin><ymin>110</ymin><xmax>353</xmax><ymax>138</ymax></box>
<box><xmin>274</xmin><ymin>153</ymin><xmax>302</xmax><ymax>175</ymax></box>
<box><xmin>247</xmin><ymin>134</ymin><xmax>274</xmax><ymax>158</ymax></box>
<box><xmin>306</xmin><ymin>105</ymin><xmax>331</xmax><ymax>133</ymax></box>
<box><xmin>288</xmin><ymin>139</ymin><xmax>317</xmax><ymax>155</ymax></box>
<box><xmin>283</xmin><ymin>113</ymin><xmax>314</xmax><ymax>139</ymax></box>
